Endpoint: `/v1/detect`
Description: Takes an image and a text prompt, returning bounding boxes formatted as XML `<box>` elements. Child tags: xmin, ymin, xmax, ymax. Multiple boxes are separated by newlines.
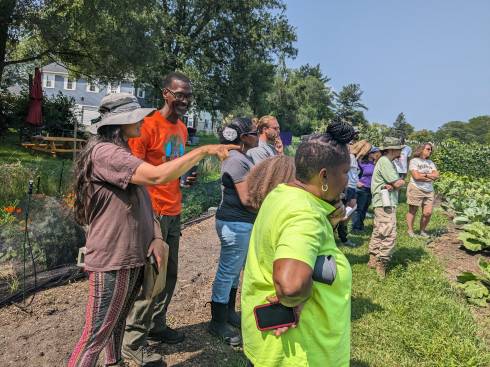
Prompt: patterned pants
<box><xmin>369</xmin><ymin>207</ymin><xmax>397</xmax><ymax>261</ymax></box>
<box><xmin>68</xmin><ymin>267</ymin><xmax>143</xmax><ymax>367</ymax></box>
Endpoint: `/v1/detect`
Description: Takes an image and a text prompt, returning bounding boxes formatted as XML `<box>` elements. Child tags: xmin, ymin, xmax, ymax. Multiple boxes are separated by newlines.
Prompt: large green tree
<box><xmin>1</xmin><ymin>0</ymin><xmax>296</xmax><ymax>116</ymax></box>
<box><xmin>266</xmin><ymin>63</ymin><xmax>334</xmax><ymax>135</ymax></box>
<box><xmin>333</xmin><ymin>83</ymin><xmax>368</xmax><ymax>126</ymax></box>
<box><xmin>409</xmin><ymin>129</ymin><xmax>436</xmax><ymax>143</ymax></box>
<box><xmin>391</xmin><ymin>112</ymin><xmax>414</xmax><ymax>142</ymax></box>
<box><xmin>435</xmin><ymin>116</ymin><xmax>490</xmax><ymax>144</ymax></box>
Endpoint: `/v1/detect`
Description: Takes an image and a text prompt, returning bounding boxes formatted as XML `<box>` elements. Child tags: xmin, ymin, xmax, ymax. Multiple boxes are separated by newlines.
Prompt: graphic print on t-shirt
<box><xmin>163</xmin><ymin>134</ymin><xmax>185</xmax><ymax>162</ymax></box>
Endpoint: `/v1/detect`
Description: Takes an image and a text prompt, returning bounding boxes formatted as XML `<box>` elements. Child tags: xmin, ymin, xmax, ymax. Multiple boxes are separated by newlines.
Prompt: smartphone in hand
<box><xmin>254</xmin><ymin>302</ymin><xmax>297</xmax><ymax>331</ymax></box>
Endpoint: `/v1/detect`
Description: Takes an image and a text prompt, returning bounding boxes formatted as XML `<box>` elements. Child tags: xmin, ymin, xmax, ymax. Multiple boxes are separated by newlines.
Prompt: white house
<box><xmin>40</xmin><ymin>62</ymin><xmax>218</xmax><ymax>134</ymax></box>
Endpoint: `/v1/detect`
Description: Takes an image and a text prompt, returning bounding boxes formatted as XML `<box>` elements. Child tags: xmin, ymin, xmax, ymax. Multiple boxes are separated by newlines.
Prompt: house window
<box><xmin>108</xmin><ymin>83</ymin><xmax>121</xmax><ymax>94</ymax></box>
<box><xmin>86</xmin><ymin>81</ymin><xmax>99</xmax><ymax>93</ymax></box>
<box><xmin>204</xmin><ymin>119</ymin><xmax>209</xmax><ymax>129</ymax></box>
<box><xmin>42</xmin><ymin>73</ymin><xmax>55</xmax><ymax>88</ymax></box>
<box><xmin>136</xmin><ymin>88</ymin><xmax>145</xmax><ymax>99</ymax></box>
<box><xmin>64</xmin><ymin>77</ymin><xmax>76</xmax><ymax>90</ymax></box>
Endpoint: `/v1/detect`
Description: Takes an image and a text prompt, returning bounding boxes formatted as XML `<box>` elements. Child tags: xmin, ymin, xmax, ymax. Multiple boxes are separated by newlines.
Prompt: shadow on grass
<box><xmin>390</xmin><ymin>246</ymin><xmax>426</xmax><ymax>269</ymax></box>
<box><xmin>351</xmin><ymin>296</ymin><xmax>384</xmax><ymax>321</ymax></box>
<box><xmin>425</xmin><ymin>226</ymin><xmax>449</xmax><ymax>237</ymax></box>
<box><xmin>345</xmin><ymin>253</ymin><xmax>370</xmax><ymax>265</ymax></box>
<box><xmin>350</xmin><ymin>360</ymin><xmax>371</xmax><ymax>367</ymax></box>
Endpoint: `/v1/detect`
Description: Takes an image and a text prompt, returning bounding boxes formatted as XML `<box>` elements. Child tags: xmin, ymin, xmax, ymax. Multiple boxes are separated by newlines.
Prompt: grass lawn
<box><xmin>0</xmin><ymin>129</ymin><xmax>221</xmax><ymax>222</ymax></box>
<box><xmin>227</xmin><ymin>204</ymin><xmax>490</xmax><ymax>367</ymax></box>
<box><xmin>344</xmin><ymin>204</ymin><xmax>490</xmax><ymax>366</ymax></box>
<box><xmin>227</xmin><ymin>204</ymin><xmax>490</xmax><ymax>366</ymax></box>
<box><xmin>0</xmin><ymin>130</ymin><xmax>73</xmax><ymax>205</ymax></box>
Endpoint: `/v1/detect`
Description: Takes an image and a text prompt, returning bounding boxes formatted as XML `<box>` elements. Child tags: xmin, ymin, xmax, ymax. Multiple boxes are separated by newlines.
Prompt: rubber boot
<box><xmin>227</xmin><ymin>288</ymin><xmax>241</xmax><ymax>328</ymax></box>
<box><xmin>208</xmin><ymin>301</ymin><xmax>242</xmax><ymax>346</ymax></box>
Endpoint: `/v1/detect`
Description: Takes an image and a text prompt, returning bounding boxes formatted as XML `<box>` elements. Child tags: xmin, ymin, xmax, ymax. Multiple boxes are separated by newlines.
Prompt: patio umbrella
<box><xmin>25</xmin><ymin>67</ymin><xmax>43</xmax><ymax>126</ymax></box>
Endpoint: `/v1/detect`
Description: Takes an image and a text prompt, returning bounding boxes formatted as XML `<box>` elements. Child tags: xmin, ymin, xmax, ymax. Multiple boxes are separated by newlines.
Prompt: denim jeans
<box><xmin>337</xmin><ymin>187</ymin><xmax>357</xmax><ymax>242</ymax></box>
<box><xmin>212</xmin><ymin>220</ymin><xmax>253</xmax><ymax>304</ymax></box>
<box><xmin>352</xmin><ymin>187</ymin><xmax>372</xmax><ymax>231</ymax></box>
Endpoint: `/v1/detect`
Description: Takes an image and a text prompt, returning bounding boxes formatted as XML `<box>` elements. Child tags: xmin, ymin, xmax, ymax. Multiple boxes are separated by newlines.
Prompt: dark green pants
<box><xmin>123</xmin><ymin>215</ymin><xmax>181</xmax><ymax>348</ymax></box>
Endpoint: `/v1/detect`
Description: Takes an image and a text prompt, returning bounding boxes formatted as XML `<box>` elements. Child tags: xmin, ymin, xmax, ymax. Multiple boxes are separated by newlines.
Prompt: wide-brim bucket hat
<box><xmin>88</xmin><ymin>92</ymin><xmax>155</xmax><ymax>134</ymax></box>
<box><xmin>379</xmin><ymin>136</ymin><xmax>405</xmax><ymax>151</ymax></box>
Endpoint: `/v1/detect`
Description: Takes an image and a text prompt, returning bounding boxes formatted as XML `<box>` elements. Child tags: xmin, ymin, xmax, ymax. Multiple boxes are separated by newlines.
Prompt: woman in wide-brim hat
<box><xmin>68</xmin><ymin>93</ymin><xmax>237</xmax><ymax>367</ymax></box>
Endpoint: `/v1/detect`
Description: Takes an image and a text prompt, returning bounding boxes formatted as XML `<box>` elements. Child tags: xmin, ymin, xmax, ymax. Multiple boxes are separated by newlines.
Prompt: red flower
<box><xmin>3</xmin><ymin>206</ymin><xmax>15</xmax><ymax>213</ymax></box>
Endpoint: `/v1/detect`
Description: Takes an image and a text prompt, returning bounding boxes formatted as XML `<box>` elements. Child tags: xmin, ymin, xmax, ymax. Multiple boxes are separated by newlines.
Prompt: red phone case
<box><xmin>253</xmin><ymin>302</ymin><xmax>298</xmax><ymax>331</ymax></box>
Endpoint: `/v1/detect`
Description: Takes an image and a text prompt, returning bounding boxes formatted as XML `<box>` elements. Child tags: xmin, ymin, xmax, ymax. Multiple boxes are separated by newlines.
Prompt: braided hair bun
<box><xmin>326</xmin><ymin>121</ymin><xmax>357</xmax><ymax>144</ymax></box>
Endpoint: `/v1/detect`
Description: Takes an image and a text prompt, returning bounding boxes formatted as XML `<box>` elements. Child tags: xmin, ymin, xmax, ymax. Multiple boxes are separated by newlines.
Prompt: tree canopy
<box><xmin>264</xmin><ymin>63</ymin><xmax>334</xmax><ymax>135</ymax></box>
<box><xmin>1</xmin><ymin>0</ymin><xmax>297</xmax><ymax>116</ymax></box>
<box><xmin>435</xmin><ymin>116</ymin><xmax>490</xmax><ymax>144</ymax></box>
<box><xmin>390</xmin><ymin>112</ymin><xmax>414</xmax><ymax>142</ymax></box>
<box><xmin>332</xmin><ymin>83</ymin><xmax>368</xmax><ymax>127</ymax></box>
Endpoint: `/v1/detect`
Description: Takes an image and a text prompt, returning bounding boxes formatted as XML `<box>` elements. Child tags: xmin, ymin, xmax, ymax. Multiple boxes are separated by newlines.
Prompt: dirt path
<box><xmin>1</xmin><ymin>212</ymin><xmax>489</xmax><ymax>366</ymax></box>
<box><xmin>0</xmin><ymin>217</ymin><xmax>245</xmax><ymax>367</ymax></box>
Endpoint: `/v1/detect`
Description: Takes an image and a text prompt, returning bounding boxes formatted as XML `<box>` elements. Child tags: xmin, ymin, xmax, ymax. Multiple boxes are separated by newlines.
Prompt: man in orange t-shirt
<box><xmin>123</xmin><ymin>72</ymin><xmax>193</xmax><ymax>364</ymax></box>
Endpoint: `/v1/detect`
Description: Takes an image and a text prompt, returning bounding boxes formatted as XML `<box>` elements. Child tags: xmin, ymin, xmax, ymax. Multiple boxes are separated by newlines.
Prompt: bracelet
<box><xmin>153</xmin><ymin>237</ymin><xmax>164</xmax><ymax>241</ymax></box>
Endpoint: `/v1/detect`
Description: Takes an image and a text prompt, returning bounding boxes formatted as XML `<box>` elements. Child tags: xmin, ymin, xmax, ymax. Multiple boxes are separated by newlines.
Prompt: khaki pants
<box><xmin>369</xmin><ymin>207</ymin><xmax>397</xmax><ymax>261</ymax></box>
<box><xmin>123</xmin><ymin>215</ymin><xmax>181</xmax><ymax>349</ymax></box>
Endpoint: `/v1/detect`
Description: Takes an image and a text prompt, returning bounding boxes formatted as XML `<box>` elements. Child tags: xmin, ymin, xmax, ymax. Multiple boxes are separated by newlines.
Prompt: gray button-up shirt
<box><xmin>247</xmin><ymin>139</ymin><xmax>278</xmax><ymax>164</ymax></box>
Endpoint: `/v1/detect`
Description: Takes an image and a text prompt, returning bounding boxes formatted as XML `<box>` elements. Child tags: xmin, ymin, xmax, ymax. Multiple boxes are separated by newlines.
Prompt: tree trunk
<box><xmin>0</xmin><ymin>0</ymin><xmax>16</xmax><ymax>86</ymax></box>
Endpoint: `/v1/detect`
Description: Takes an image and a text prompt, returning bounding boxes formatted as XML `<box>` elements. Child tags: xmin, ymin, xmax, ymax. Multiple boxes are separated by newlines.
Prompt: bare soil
<box><xmin>1</xmin><ymin>214</ymin><xmax>489</xmax><ymax>366</ymax></box>
<box><xmin>0</xmin><ymin>217</ymin><xmax>244</xmax><ymax>367</ymax></box>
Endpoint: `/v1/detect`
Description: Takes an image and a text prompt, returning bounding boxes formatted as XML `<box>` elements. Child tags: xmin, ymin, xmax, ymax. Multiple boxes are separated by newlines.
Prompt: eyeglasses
<box><xmin>165</xmin><ymin>88</ymin><xmax>193</xmax><ymax>102</ymax></box>
<box><xmin>267</xmin><ymin>126</ymin><xmax>280</xmax><ymax>131</ymax></box>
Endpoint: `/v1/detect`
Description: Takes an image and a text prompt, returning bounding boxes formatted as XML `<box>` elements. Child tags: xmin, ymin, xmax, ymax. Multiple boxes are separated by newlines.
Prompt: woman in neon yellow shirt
<box><xmin>241</xmin><ymin>121</ymin><xmax>355</xmax><ymax>367</ymax></box>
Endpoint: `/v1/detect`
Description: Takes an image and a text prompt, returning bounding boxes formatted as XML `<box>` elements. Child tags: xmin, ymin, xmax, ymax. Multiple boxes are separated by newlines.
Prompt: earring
<box><xmin>321</xmin><ymin>183</ymin><xmax>329</xmax><ymax>192</ymax></box>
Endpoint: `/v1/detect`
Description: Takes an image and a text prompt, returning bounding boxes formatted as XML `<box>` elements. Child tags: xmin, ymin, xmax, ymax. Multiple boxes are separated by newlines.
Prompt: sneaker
<box><xmin>420</xmin><ymin>231</ymin><xmax>430</xmax><ymax>238</ymax></box>
<box><xmin>341</xmin><ymin>239</ymin><xmax>359</xmax><ymax>248</ymax></box>
<box><xmin>121</xmin><ymin>344</ymin><xmax>165</xmax><ymax>367</ymax></box>
<box><xmin>407</xmin><ymin>231</ymin><xmax>416</xmax><ymax>238</ymax></box>
<box><xmin>148</xmin><ymin>326</ymin><xmax>185</xmax><ymax>345</ymax></box>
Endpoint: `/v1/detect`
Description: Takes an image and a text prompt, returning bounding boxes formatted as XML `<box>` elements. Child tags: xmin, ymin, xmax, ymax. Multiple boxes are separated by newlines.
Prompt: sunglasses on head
<box><xmin>243</xmin><ymin>131</ymin><xmax>258</xmax><ymax>136</ymax></box>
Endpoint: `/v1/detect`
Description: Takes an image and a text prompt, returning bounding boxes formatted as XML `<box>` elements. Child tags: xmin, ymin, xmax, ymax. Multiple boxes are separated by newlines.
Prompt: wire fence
<box><xmin>0</xmin><ymin>164</ymin><xmax>222</xmax><ymax>308</ymax></box>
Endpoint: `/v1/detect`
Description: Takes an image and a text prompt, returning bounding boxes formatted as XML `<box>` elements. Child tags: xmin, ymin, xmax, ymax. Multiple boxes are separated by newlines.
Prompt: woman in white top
<box><xmin>406</xmin><ymin>143</ymin><xmax>439</xmax><ymax>237</ymax></box>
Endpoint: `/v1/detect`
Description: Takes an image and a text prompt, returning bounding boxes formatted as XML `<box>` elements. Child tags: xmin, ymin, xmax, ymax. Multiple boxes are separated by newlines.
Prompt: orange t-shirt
<box><xmin>128</xmin><ymin>111</ymin><xmax>188</xmax><ymax>216</ymax></box>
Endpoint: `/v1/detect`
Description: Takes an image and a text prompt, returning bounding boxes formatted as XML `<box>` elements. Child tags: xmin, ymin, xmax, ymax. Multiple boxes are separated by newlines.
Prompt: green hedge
<box><xmin>431</xmin><ymin>140</ymin><xmax>490</xmax><ymax>178</ymax></box>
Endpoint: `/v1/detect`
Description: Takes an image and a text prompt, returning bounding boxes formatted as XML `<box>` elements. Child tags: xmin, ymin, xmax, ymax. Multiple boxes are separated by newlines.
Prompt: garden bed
<box><xmin>1</xmin><ymin>206</ymin><xmax>489</xmax><ymax>366</ymax></box>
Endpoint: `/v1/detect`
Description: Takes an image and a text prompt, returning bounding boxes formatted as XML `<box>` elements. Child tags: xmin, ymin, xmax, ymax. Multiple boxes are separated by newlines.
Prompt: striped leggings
<box><xmin>68</xmin><ymin>267</ymin><xmax>143</xmax><ymax>367</ymax></box>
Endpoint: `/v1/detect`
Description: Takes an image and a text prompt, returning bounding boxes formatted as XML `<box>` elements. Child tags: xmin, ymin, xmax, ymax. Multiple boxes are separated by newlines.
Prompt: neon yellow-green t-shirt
<box><xmin>241</xmin><ymin>184</ymin><xmax>352</xmax><ymax>367</ymax></box>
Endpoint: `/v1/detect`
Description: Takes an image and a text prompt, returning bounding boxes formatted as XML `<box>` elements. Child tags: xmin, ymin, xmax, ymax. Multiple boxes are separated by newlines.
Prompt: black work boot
<box><xmin>208</xmin><ymin>301</ymin><xmax>242</xmax><ymax>346</ymax></box>
<box><xmin>227</xmin><ymin>288</ymin><xmax>241</xmax><ymax>328</ymax></box>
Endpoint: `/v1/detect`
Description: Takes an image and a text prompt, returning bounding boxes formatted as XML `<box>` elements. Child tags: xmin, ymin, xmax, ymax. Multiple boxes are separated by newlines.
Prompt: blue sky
<box><xmin>284</xmin><ymin>0</ymin><xmax>490</xmax><ymax>130</ymax></box>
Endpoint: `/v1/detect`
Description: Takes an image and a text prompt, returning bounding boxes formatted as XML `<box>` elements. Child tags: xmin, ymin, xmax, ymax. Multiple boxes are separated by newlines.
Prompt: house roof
<box><xmin>41</xmin><ymin>62</ymin><xmax>68</xmax><ymax>74</ymax></box>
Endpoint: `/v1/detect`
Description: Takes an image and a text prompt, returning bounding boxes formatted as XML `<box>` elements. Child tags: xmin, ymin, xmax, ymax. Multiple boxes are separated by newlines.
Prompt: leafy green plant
<box><xmin>0</xmin><ymin>195</ymin><xmax>85</xmax><ymax>270</ymax></box>
<box><xmin>458</xmin><ymin>222</ymin><xmax>490</xmax><ymax>252</ymax></box>
<box><xmin>431</xmin><ymin>139</ymin><xmax>490</xmax><ymax>178</ymax></box>
<box><xmin>457</xmin><ymin>258</ymin><xmax>490</xmax><ymax>307</ymax></box>
<box><xmin>435</xmin><ymin>172</ymin><xmax>490</xmax><ymax>224</ymax></box>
